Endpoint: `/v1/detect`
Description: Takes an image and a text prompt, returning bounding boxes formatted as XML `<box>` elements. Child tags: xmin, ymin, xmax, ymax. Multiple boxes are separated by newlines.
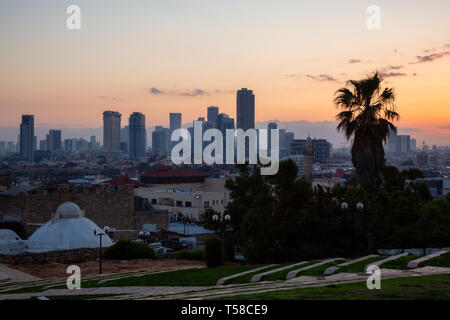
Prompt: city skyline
<box><xmin>1</xmin><ymin>1</ymin><xmax>450</xmax><ymax>146</ymax></box>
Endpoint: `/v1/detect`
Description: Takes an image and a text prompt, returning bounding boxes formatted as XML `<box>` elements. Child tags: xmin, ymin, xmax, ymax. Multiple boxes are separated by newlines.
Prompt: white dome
<box><xmin>0</xmin><ymin>229</ymin><xmax>21</xmax><ymax>241</ymax></box>
<box><xmin>56</xmin><ymin>202</ymin><xmax>83</xmax><ymax>218</ymax></box>
<box><xmin>26</xmin><ymin>214</ymin><xmax>113</xmax><ymax>253</ymax></box>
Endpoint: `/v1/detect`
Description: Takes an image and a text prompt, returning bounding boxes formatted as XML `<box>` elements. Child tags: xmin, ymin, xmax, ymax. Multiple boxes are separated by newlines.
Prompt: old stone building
<box><xmin>0</xmin><ymin>184</ymin><xmax>169</xmax><ymax>239</ymax></box>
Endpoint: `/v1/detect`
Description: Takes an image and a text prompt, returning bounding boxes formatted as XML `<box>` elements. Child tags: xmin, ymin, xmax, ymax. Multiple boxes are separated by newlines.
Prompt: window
<box><xmin>204</xmin><ymin>201</ymin><xmax>210</xmax><ymax>209</ymax></box>
<box><xmin>185</xmin><ymin>201</ymin><xmax>192</xmax><ymax>207</ymax></box>
<box><xmin>176</xmin><ymin>201</ymin><xmax>183</xmax><ymax>207</ymax></box>
<box><xmin>151</xmin><ymin>198</ymin><xmax>157</xmax><ymax>205</ymax></box>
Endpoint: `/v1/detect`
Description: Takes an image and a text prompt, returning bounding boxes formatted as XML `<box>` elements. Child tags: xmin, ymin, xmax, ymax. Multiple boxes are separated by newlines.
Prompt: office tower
<box><xmin>207</xmin><ymin>106</ymin><xmax>219</xmax><ymax>127</ymax></box>
<box><xmin>236</xmin><ymin>88</ymin><xmax>255</xmax><ymax>130</ymax></box>
<box><xmin>103</xmin><ymin>111</ymin><xmax>121</xmax><ymax>152</ymax></box>
<box><xmin>169</xmin><ymin>113</ymin><xmax>182</xmax><ymax>135</ymax></box>
<box><xmin>0</xmin><ymin>141</ymin><xmax>5</xmax><ymax>152</ymax></box>
<box><xmin>152</xmin><ymin>126</ymin><xmax>170</xmax><ymax>156</ymax></box>
<box><xmin>20</xmin><ymin>115</ymin><xmax>34</xmax><ymax>161</ymax></box>
<box><xmin>33</xmin><ymin>136</ymin><xmax>37</xmax><ymax>151</ymax></box>
<box><xmin>411</xmin><ymin>138</ymin><xmax>417</xmax><ymax>151</ymax></box>
<box><xmin>129</xmin><ymin>112</ymin><xmax>146</xmax><ymax>159</ymax></box>
<box><xmin>267</xmin><ymin>122</ymin><xmax>277</xmax><ymax>155</ymax></box>
<box><xmin>290</xmin><ymin>138</ymin><xmax>331</xmax><ymax>163</ymax></box>
<box><xmin>169</xmin><ymin>113</ymin><xmax>182</xmax><ymax>151</ymax></box>
<box><xmin>64</xmin><ymin>139</ymin><xmax>73</xmax><ymax>152</ymax></box>
<box><xmin>397</xmin><ymin>135</ymin><xmax>411</xmax><ymax>153</ymax></box>
<box><xmin>39</xmin><ymin>140</ymin><xmax>47</xmax><ymax>151</ymax></box>
<box><xmin>304</xmin><ymin>136</ymin><xmax>313</xmax><ymax>182</ymax></box>
<box><xmin>47</xmin><ymin>130</ymin><xmax>62</xmax><ymax>152</ymax></box>
<box><xmin>88</xmin><ymin>135</ymin><xmax>97</xmax><ymax>150</ymax></box>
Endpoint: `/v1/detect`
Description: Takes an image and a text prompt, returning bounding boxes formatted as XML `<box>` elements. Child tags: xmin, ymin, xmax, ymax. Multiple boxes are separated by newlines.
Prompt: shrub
<box><xmin>103</xmin><ymin>240</ymin><xmax>156</xmax><ymax>260</ymax></box>
<box><xmin>205</xmin><ymin>234</ymin><xmax>224</xmax><ymax>267</ymax></box>
<box><xmin>174</xmin><ymin>249</ymin><xmax>205</xmax><ymax>261</ymax></box>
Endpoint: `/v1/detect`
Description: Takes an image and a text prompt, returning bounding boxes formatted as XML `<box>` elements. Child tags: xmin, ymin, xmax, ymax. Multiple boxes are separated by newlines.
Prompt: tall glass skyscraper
<box><xmin>128</xmin><ymin>112</ymin><xmax>146</xmax><ymax>159</ymax></box>
<box><xmin>103</xmin><ymin>111</ymin><xmax>121</xmax><ymax>152</ymax></box>
<box><xmin>20</xmin><ymin>115</ymin><xmax>34</xmax><ymax>161</ymax></box>
<box><xmin>236</xmin><ymin>88</ymin><xmax>255</xmax><ymax>131</ymax></box>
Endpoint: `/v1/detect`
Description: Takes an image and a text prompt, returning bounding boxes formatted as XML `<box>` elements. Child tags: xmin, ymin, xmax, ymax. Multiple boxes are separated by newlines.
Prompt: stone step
<box><xmin>217</xmin><ymin>265</ymin><xmax>276</xmax><ymax>286</ymax></box>
<box><xmin>407</xmin><ymin>250</ymin><xmax>448</xmax><ymax>269</ymax></box>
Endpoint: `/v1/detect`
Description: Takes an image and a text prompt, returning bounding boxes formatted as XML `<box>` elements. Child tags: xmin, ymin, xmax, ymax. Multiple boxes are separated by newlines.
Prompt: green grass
<box><xmin>224</xmin><ymin>265</ymin><xmax>283</xmax><ymax>285</ymax></box>
<box><xmin>380</xmin><ymin>254</ymin><xmax>423</xmax><ymax>270</ymax></box>
<box><xmin>337</xmin><ymin>256</ymin><xmax>387</xmax><ymax>274</ymax></box>
<box><xmin>261</xmin><ymin>262</ymin><xmax>316</xmax><ymax>281</ymax></box>
<box><xmin>419</xmin><ymin>252</ymin><xmax>450</xmax><ymax>268</ymax></box>
<box><xmin>96</xmin><ymin>265</ymin><xmax>261</xmax><ymax>287</ymax></box>
<box><xmin>220</xmin><ymin>274</ymin><xmax>450</xmax><ymax>300</ymax></box>
<box><xmin>295</xmin><ymin>260</ymin><xmax>346</xmax><ymax>277</ymax></box>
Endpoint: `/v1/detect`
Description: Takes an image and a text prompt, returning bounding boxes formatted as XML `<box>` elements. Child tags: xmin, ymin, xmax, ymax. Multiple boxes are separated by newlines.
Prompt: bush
<box><xmin>174</xmin><ymin>249</ymin><xmax>205</xmax><ymax>261</ymax></box>
<box><xmin>205</xmin><ymin>234</ymin><xmax>224</xmax><ymax>267</ymax></box>
<box><xmin>103</xmin><ymin>240</ymin><xmax>156</xmax><ymax>260</ymax></box>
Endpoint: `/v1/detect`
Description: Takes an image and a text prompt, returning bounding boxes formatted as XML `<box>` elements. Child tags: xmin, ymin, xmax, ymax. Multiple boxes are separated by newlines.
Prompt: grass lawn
<box><xmin>224</xmin><ymin>265</ymin><xmax>283</xmax><ymax>285</ymax></box>
<box><xmin>419</xmin><ymin>252</ymin><xmax>450</xmax><ymax>268</ymax></box>
<box><xmin>261</xmin><ymin>262</ymin><xmax>316</xmax><ymax>281</ymax></box>
<box><xmin>95</xmin><ymin>265</ymin><xmax>261</xmax><ymax>287</ymax></box>
<box><xmin>220</xmin><ymin>274</ymin><xmax>450</xmax><ymax>300</ymax></box>
<box><xmin>295</xmin><ymin>260</ymin><xmax>346</xmax><ymax>277</ymax></box>
<box><xmin>380</xmin><ymin>254</ymin><xmax>423</xmax><ymax>270</ymax></box>
<box><xmin>337</xmin><ymin>256</ymin><xmax>387</xmax><ymax>274</ymax></box>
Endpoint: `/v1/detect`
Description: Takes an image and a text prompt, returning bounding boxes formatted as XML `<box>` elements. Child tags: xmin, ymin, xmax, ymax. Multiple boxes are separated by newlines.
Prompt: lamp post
<box><xmin>138</xmin><ymin>231</ymin><xmax>151</xmax><ymax>245</ymax></box>
<box><xmin>212</xmin><ymin>213</ymin><xmax>231</xmax><ymax>241</ymax></box>
<box><xmin>94</xmin><ymin>226</ymin><xmax>112</xmax><ymax>275</ymax></box>
<box><xmin>341</xmin><ymin>202</ymin><xmax>364</xmax><ymax>257</ymax></box>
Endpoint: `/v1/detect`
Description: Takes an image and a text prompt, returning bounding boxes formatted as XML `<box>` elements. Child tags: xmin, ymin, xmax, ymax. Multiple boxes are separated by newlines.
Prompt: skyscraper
<box><xmin>103</xmin><ymin>111</ymin><xmax>121</xmax><ymax>152</ymax></box>
<box><xmin>169</xmin><ymin>113</ymin><xmax>182</xmax><ymax>135</ymax></box>
<box><xmin>20</xmin><ymin>115</ymin><xmax>34</xmax><ymax>161</ymax></box>
<box><xmin>47</xmin><ymin>130</ymin><xmax>62</xmax><ymax>152</ymax></box>
<box><xmin>267</xmin><ymin>122</ymin><xmax>277</xmax><ymax>156</ymax></box>
<box><xmin>236</xmin><ymin>88</ymin><xmax>255</xmax><ymax>131</ymax></box>
<box><xmin>152</xmin><ymin>126</ymin><xmax>170</xmax><ymax>156</ymax></box>
<box><xmin>207</xmin><ymin>106</ymin><xmax>219</xmax><ymax>127</ymax></box>
<box><xmin>128</xmin><ymin>112</ymin><xmax>146</xmax><ymax>159</ymax></box>
<box><xmin>304</xmin><ymin>136</ymin><xmax>313</xmax><ymax>182</ymax></box>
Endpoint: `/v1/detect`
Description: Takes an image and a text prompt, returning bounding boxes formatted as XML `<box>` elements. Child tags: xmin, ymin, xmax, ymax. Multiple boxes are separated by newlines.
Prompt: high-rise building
<box><xmin>290</xmin><ymin>138</ymin><xmax>331</xmax><ymax>163</ymax></box>
<box><xmin>128</xmin><ymin>112</ymin><xmax>146</xmax><ymax>159</ymax></box>
<box><xmin>47</xmin><ymin>130</ymin><xmax>62</xmax><ymax>152</ymax></box>
<box><xmin>152</xmin><ymin>126</ymin><xmax>170</xmax><ymax>156</ymax></box>
<box><xmin>169</xmin><ymin>113</ymin><xmax>182</xmax><ymax>135</ymax></box>
<box><xmin>64</xmin><ymin>139</ymin><xmax>73</xmax><ymax>152</ymax></box>
<box><xmin>103</xmin><ymin>111</ymin><xmax>121</xmax><ymax>152</ymax></box>
<box><xmin>411</xmin><ymin>138</ymin><xmax>417</xmax><ymax>151</ymax></box>
<box><xmin>236</xmin><ymin>88</ymin><xmax>255</xmax><ymax>130</ymax></box>
<box><xmin>20</xmin><ymin>115</ymin><xmax>34</xmax><ymax>161</ymax></box>
<box><xmin>267</xmin><ymin>122</ymin><xmax>277</xmax><ymax>156</ymax></box>
<box><xmin>304</xmin><ymin>136</ymin><xmax>313</xmax><ymax>182</ymax></box>
<box><xmin>207</xmin><ymin>106</ymin><xmax>219</xmax><ymax>127</ymax></box>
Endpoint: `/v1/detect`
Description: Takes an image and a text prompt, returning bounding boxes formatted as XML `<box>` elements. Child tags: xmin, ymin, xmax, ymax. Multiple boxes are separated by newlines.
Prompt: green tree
<box><xmin>334</xmin><ymin>72</ymin><xmax>399</xmax><ymax>190</ymax></box>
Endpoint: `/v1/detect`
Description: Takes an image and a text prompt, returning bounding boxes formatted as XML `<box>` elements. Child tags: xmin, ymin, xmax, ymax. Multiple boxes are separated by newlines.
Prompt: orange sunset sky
<box><xmin>0</xmin><ymin>0</ymin><xmax>449</xmax><ymax>145</ymax></box>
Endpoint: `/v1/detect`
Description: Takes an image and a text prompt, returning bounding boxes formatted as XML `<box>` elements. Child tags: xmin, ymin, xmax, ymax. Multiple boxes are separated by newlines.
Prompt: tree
<box><xmin>334</xmin><ymin>72</ymin><xmax>399</xmax><ymax>190</ymax></box>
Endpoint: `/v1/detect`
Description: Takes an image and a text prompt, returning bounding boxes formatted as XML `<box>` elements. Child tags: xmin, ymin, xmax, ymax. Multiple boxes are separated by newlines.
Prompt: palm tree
<box><xmin>334</xmin><ymin>72</ymin><xmax>399</xmax><ymax>190</ymax></box>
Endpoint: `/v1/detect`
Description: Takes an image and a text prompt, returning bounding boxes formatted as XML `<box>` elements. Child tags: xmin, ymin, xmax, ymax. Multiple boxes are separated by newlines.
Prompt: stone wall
<box><xmin>0</xmin><ymin>184</ymin><xmax>169</xmax><ymax>240</ymax></box>
<box><xmin>0</xmin><ymin>248</ymin><xmax>101</xmax><ymax>265</ymax></box>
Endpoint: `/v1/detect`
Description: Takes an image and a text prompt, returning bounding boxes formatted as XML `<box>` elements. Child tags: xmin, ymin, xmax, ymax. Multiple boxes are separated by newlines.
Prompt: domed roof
<box><xmin>0</xmin><ymin>229</ymin><xmax>21</xmax><ymax>241</ymax></box>
<box><xmin>56</xmin><ymin>202</ymin><xmax>83</xmax><ymax>218</ymax></box>
<box><xmin>26</xmin><ymin>202</ymin><xmax>113</xmax><ymax>253</ymax></box>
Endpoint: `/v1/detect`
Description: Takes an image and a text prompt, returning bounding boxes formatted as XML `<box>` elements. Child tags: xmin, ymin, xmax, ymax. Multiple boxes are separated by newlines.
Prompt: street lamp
<box><xmin>139</xmin><ymin>231</ymin><xmax>151</xmax><ymax>245</ymax></box>
<box><xmin>212</xmin><ymin>214</ymin><xmax>231</xmax><ymax>240</ymax></box>
<box><xmin>94</xmin><ymin>226</ymin><xmax>113</xmax><ymax>274</ymax></box>
<box><xmin>341</xmin><ymin>202</ymin><xmax>364</xmax><ymax>257</ymax></box>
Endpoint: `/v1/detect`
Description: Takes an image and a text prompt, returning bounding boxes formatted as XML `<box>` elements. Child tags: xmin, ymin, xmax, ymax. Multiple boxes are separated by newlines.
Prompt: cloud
<box><xmin>411</xmin><ymin>51</ymin><xmax>450</xmax><ymax>64</ymax></box>
<box><xmin>386</xmin><ymin>65</ymin><xmax>403</xmax><ymax>70</ymax></box>
<box><xmin>306</xmin><ymin>74</ymin><xmax>338</xmax><ymax>82</ymax></box>
<box><xmin>348</xmin><ymin>59</ymin><xmax>361</xmax><ymax>64</ymax></box>
<box><xmin>285</xmin><ymin>74</ymin><xmax>300</xmax><ymax>78</ymax></box>
<box><xmin>444</xmin><ymin>44</ymin><xmax>450</xmax><ymax>49</ymax></box>
<box><xmin>179</xmin><ymin>89</ymin><xmax>206</xmax><ymax>97</ymax></box>
<box><xmin>381</xmin><ymin>72</ymin><xmax>407</xmax><ymax>78</ymax></box>
<box><xmin>149</xmin><ymin>87</ymin><xmax>164</xmax><ymax>94</ymax></box>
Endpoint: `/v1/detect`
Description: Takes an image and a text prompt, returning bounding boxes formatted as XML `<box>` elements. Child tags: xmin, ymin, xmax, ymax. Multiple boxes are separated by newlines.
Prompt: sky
<box><xmin>0</xmin><ymin>0</ymin><xmax>449</xmax><ymax>146</ymax></box>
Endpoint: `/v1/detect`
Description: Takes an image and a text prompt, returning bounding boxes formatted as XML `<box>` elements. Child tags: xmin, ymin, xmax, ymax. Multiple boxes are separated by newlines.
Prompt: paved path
<box><xmin>408</xmin><ymin>250</ymin><xmax>448</xmax><ymax>269</ymax></box>
<box><xmin>217</xmin><ymin>265</ymin><xmax>276</xmax><ymax>285</ymax></box>
<box><xmin>0</xmin><ymin>264</ymin><xmax>40</xmax><ymax>282</ymax></box>
<box><xmin>250</xmin><ymin>262</ymin><xmax>307</xmax><ymax>283</ymax></box>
